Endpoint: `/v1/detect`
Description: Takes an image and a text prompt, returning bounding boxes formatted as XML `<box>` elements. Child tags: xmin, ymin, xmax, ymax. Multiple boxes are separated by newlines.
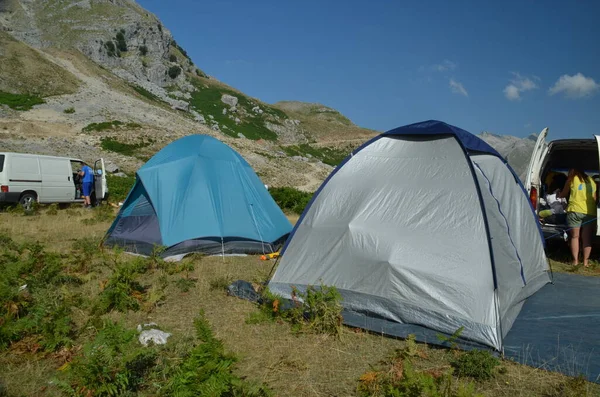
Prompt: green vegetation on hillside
<box><xmin>107</xmin><ymin>174</ymin><xmax>136</xmax><ymax>202</ymax></box>
<box><xmin>282</xmin><ymin>143</ymin><xmax>350</xmax><ymax>166</ymax></box>
<box><xmin>104</xmin><ymin>40</ymin><xmax>118</xmax><ymax>57</ymax></box>
<box><xmin>269</xmin><ymin>187</ymin><xmax>313</xmax><ymax>214</ymax></box>
<box><xmin>100</xmin><ymin>137</ymin><xmax>152</xmax><ymax>157</ymax></box>
<box><xmin>168</xmin><ymin>65</ymin><xmax>182</xmax><ymax>79</ymax></box>
<box><xmin>0</xmin><ymin>91</ymin><xmax>45</xmax><ymax>111</ymax></box>
<box><xmin>188</xmin><ymin>81</ymin><xmax>284</xmax><ymax>141</ymax></box>
<box><xmin>129</xmin><ymin>84</ymin><xmax>165</xmax><ymax>104</ymax></box>
<box><xmin>82</xmin><ymin>120</ymin><xmax>142</xmax><ymax>133</ymax></box>
<box><xmin>115</xmin><ymin>29</ymin><xmax>128</xmax><ymax>52</ymax></box>
<box><xmin>172</xmin><ymin>39</ymin><xmax>192</xmax><ymax>62</ymax></box>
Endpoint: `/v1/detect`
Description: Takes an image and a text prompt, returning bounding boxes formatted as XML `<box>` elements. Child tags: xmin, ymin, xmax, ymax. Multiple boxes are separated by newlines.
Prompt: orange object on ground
<box><xmin>260</xmin><ymin>252</ymin><xmax>280</xmax><ymax>260</ymax></box>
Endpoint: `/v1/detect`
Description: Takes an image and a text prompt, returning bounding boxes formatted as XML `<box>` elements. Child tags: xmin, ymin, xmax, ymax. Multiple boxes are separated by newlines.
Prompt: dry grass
<box><xmin>0</xmin><ymin>208</ymin><xmax>598</xmax><ymax>396</ymax></box>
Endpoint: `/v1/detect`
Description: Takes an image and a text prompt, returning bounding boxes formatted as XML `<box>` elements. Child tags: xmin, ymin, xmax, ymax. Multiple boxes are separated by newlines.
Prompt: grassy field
<box><xmin>0</xmin><ymin>206</ymin><xmax>598</xmax><ymax>397</ymax></box>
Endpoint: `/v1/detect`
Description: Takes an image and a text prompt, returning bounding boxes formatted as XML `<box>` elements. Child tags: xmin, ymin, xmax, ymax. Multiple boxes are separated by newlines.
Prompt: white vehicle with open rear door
<box><xmin>525</xmin><ymin>128</ymin><xmax>600</xmax><ymax>240</ymax></box>
<box><xmin>0</xmin><ymin>153</ymin><xmax>108</xmax><ymax>210</ymax></box>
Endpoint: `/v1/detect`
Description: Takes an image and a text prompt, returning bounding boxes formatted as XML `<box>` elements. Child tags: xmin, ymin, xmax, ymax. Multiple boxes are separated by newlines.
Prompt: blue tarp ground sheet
<box><xmin>343</xmin><ymin>272</ymin><xmax>600</xmax><ymax>383</ymax></box>
<box><xmin>503</xmin><ymin>272</ymin><xmax>600</xmax><ymax>382</ymax></box>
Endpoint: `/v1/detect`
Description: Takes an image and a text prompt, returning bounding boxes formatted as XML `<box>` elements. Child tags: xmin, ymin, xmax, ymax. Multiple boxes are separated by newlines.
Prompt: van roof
<box><xmin>0</xmin><ymin>152</ymin><xmax>84</xmax><ymax>162</ymax></box>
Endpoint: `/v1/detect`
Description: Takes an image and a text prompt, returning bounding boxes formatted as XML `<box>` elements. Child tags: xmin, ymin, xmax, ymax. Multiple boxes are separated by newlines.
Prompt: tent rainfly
<box><xmin>269</xmin><ymin>120</ymin><xmax>551</xmax><ymax>351</ymax></box>
<box><xmin>104</xmin><ymin>135</ymin><xmax>292</xmax><ymax>259</ymax></box>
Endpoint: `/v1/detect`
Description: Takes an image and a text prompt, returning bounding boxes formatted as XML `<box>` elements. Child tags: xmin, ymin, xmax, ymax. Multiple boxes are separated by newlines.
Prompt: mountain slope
<box><xmin>0</xmin><ymin>0</ymin><xmax>377</xmax><ymax>191</ymax></box>
<box><xmin>479</xmin><ymin>132</ymin><xmax>537</xmax><ymax>181</ymax></box>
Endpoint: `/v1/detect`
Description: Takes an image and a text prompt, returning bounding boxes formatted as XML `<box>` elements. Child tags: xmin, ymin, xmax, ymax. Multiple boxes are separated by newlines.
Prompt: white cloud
<box><xmin>503</xmin><ymin>72</ymin><xmax>538</xmax><ymax>101</ymax></box>
<box><xmin>449</xmin><ymin>79</ymin><xmax>468</xmax><ymax>97</ymax></box>
<box><xmin>432</xmin><ymin>59</ymin><xmax>457</xmax><ymax>72</ymax></box>
<box><xmin>548</xmin><ymin>73</ymin><xmax>600</xmax><ymax>99</ymax></box>
<box><xmin>504</xmin><ymin>85</ymin><xmax>521</xmax><ymax>100</ymax></box>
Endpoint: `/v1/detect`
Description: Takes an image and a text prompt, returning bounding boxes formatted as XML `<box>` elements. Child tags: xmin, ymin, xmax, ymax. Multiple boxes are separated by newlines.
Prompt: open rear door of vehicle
<box><xmin>93</xmin><ymin>158</ymin><xmax>107</xmax><ymax>202</ymax></box>
<box><xmin>595</xmin><ymin>135</ymin><xmax>600</xmax><ymax>235</ymax></box>
<box><xmin>524</xmin><ymin>128</ymin><xmax>549</xmax><ymax>211</ymax></box>
<box><xmin>525</xmin><ymin>128</ymin><xmax>549</xmax><ymax>192</ymax></box>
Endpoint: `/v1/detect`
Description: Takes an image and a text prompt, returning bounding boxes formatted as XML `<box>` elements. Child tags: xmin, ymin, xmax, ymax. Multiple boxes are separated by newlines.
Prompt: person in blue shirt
<box><xmin>79</xmin><ymin>162</ymin><xmax>94</xmax><ymax>208</ymax></box>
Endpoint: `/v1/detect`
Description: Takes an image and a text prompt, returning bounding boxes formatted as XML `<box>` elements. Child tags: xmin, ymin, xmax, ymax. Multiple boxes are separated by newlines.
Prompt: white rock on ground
<box><xmin>221</xmin><ymin>94</ymin><xmax>238</xmax><ymax>107</ymax></box>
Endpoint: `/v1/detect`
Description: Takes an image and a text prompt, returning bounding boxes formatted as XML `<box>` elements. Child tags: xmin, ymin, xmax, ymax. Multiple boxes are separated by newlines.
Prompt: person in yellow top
<box><xmin>558</xmin><ymin>168</ymin><xmax>597</xmax><ymax>267</ymax></box>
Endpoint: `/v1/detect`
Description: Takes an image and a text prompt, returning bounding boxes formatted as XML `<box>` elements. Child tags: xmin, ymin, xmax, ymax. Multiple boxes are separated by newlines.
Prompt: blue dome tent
<box><xmin>104</xmin><ymin>135</ymin><xmax>292</xmax><ymax>259</ymax></box>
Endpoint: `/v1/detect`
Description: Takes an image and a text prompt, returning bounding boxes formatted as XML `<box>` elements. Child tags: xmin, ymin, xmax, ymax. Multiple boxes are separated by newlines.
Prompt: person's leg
<box><xmin>581</xmin><ymin>217</ymin><xmax>594</xmax><ymax>267</ymax></box>
<box><xmin>567</xmin><ymin>212</ymin><xmax>584</xmax><ymax>265</ymax></box>
<box><xmin>82</xmin><ymin>182</ymin><xmax>92</xmax><ymax>208</ymax></box>
<box><xmin>569</xmin><ymin>227</ymin><xmax>580</xmax><ymax>265</ymax></box>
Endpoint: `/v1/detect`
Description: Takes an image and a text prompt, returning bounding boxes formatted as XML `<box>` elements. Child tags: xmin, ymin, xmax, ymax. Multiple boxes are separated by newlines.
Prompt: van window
<box><xmin>0</xmin><ymin>155</ymin><xmax>4</xmax><ymax>172</ymax></box>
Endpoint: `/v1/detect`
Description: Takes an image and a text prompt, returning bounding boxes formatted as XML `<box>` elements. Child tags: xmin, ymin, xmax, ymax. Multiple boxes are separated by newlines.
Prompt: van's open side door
<box><xmin>93</xmin><ymin>159</ymin><xmax>107</xmax><ymax>202</ymax></box>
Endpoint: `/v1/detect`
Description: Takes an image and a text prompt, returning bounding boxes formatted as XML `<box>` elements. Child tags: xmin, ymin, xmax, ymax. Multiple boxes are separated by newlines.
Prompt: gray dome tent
<box><xmin>269</xmin><ymin>120</ymin><xmax>550</xmax><ymax>351</ymax></box>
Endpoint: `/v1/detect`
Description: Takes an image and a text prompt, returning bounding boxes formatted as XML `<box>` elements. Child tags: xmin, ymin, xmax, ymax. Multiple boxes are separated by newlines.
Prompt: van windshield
<box><xmin>0</xmin><ymin>154</ymin><xmax>4</xmax><ymax>172</ymax></box>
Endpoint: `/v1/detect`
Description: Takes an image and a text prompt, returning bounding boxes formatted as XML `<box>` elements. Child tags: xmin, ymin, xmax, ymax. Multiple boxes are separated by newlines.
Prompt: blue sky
<box><xmin>138</xmin><ymin>0</ymin><xmax>600</xmax><ymax>139</ymax></box>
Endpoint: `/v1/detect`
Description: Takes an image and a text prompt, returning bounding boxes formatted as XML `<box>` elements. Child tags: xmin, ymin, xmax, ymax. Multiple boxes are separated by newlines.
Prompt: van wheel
<box><xmin>20</xmin><ymin>193</ymin><xmax>37</xmax><ymax>211</ymax></box>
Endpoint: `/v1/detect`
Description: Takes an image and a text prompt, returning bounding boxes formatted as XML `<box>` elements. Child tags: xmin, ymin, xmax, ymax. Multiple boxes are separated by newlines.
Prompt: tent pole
<box><xmin>221</xmin><ymin>237</ymin><xmax>225</xmax><ymax>263</ymax></box>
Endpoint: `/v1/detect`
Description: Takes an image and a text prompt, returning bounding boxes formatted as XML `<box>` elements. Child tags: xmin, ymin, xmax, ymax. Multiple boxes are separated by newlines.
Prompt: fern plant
<box><xmin>56</xmin><ymin>321</ymin><xmax>158</xmax><ymax>396</ymax></box>
<box><xmin>166</xmin><ymin>310</ymin><xmax>271</xmax><ymax>396</ymax></box>
<box><xmin>91</xmin><ymin>263</ymin><xmax>145</xmax><ymax>315</ymax></box>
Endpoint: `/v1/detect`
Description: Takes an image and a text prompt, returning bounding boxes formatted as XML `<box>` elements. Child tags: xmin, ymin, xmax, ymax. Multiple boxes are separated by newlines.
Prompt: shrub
<box><xmin>82</xmin><ymin>120</ymin><xmax>141</xmax><ymax>133</ymax></box>
<box><xmin>106</xmin><ymin>174</ymin><xmax>135</xmax><ymax>203</ymax></box>
<box><xmin>71</xmin><ymin>237</ymin><xmax>100</xmax><ymax>273</ymax></box>
<box><xmin>100</xmin><ymin>137</ymin><xmax>150</xmax><ymax>156</ymax></box>
<box><xmin>175</xmin><ymin>278</ymin><xmax>196</xmax><ymax>292</ymax></box>
<box><xmin>209</xmin><ymin>274</ymin><xmax>234</xmax><ymax>292</ymax></box>
<box><xmin>91</xmin><ymin>262</ymin><xmax>145</xmax><ymax>315</ymax></box>
<box><xmin>0</xmin><ymin>91</ymin><xmax>45</xmax><ymax>111</ymax></box>
<box><xmin>56</xmin><ymin>321</ymin><xmax>158</xmax><ymax>396</ymax></box>
<box><xmin>169</xmin><ymin>54</ymin><xmax>177</xmax><ymax>62</ymax></box>
<box><xmin>63</xmin><ymin>107</ymin><xmax>75</xmax><ymax>114</ymax></box>
<box><xmin>115</xmin><ymin>31</ymin><xmax>128</xmax><ymax>52</ymax></box>
<box><xmin>255</xmin><ymin>284</ymin><xmax>343</xmax><ymax>337</ymax></box>
<box><xmin>172</xmin><ymin>40</ymin><xmax>192</xmax><ymax>61</ymax></box>
<box><xmin>0</xmin><ymin>242</ymin><xmax>79</xmax><ymax>351</ymax></box>
<box><xmin>139</xmin><ymin>45</ymin><xmax>148</xmax><ymax>55</ymax></box>
<box><xmin>196</xmin><ymin>68</ymin><xmax>208</xmax><ymax>78</ymax></box>
<box><xmin>282</xmin><ymin>143</ymin><xmax>350</xmax><ymax>166</ymax></box>
<box><xmin>45</xmin><ymin>203</ymin><xmax>59</xmax><ymax>215</ymax></box>
<box><xmin>291</xmin><ymin>284</ymin><xmax>343</xmax><ymax>336</ymax></box>
<box><xmin>104</xmin><ymin>41</ymin><xmax>117</xmax><ymax>57</ymax></box>
<box><xmin>357</xmin><ymin>358</ymin><xmax>482</xmax><ymax>397</ymax></box>
<box><xmin>168</xmin><ymin>65</ymin><xmax>182</xmax><ymax>79</ymax></box>
<box><xmin>451</xmin><ymin>350</ymin><xmax>499</xmax><ymax>380</ymax></box>
<box><xmin>166</xmin><ymin>310</ymin><xmax>271</xmax><ymax>396</ymax></box>
<box><xmin>269</xmin><ymin>187</ymin><xmax>313</xmax><ymax>214</ymax></box>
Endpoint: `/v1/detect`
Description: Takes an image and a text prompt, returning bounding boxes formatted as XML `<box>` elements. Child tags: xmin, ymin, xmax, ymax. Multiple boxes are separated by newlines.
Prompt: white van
<box><xmin>0</xmin><ymin>152</ymin><xmax>108</xmax><ymax>209</ymax></box>
<box><xmin>525</xmin><ymin>128</ymin><xmax>600</xmax><ymax>239</ymax></box>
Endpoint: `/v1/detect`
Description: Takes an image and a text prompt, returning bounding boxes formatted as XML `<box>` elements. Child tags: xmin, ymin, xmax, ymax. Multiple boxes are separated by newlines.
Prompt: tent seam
<box><xmin>473</xmin><ymin>162</ymin><xmax>527</xmax><ymax>286</ymax></box>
